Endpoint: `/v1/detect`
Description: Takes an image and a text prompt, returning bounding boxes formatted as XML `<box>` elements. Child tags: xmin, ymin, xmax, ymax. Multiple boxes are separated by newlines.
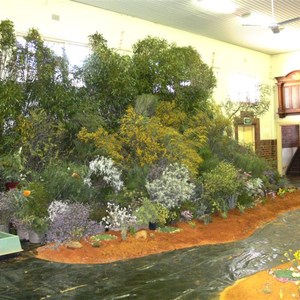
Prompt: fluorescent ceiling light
<box><xmin>194</xmin><ymin>0</ymin><xmax>237</xmax><ymax>14</ymax></box>
<box><xmin>239</xmin><ymin>12</ymin><xmax>274</xmax><ymax>26</ymax></box>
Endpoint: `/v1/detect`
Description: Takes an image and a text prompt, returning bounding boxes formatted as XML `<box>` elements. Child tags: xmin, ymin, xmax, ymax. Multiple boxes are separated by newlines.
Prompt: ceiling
<box><xmin>71</xmin><ymin>0</ymin><xmax>300</xmax><ymax>55</ymax></box>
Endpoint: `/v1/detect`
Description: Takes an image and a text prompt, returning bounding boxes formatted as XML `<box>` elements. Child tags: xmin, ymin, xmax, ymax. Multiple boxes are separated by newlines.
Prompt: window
<box><xmin>45</xmin><ymin>40</ymin><xmax>90</xmax><ymax>67</ymax></box>
<box><xmin>17</xmin><ymin>36</ymin><xmax>90</xmax><ymax>68</ymax></box>
<box><xmin>228</xmin><ymin>72</ymin><xmax>260</xmax><ymax>103</ymax></box>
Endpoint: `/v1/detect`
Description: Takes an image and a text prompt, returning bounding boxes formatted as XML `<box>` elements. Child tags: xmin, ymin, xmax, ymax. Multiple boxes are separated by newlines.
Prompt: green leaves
<box><xmin>82</xmin><ymin>33</ymin><xmax>137</xmax><ymax>129</ymax></box>
<box><xmin>202</xmin><ymin>161</ymin><xmax>240</xmax><ymax>216</ymax></box>
<box><xmin>132</xmin><ymin>36</ymin><xmax>216</xmax><ymax>114</ymax></box>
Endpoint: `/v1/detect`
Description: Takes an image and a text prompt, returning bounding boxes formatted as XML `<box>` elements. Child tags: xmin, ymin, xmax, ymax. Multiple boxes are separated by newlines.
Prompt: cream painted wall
<box><xmin>271</xmin><ymin>51</ymin><xmax>300</xmax><ymax>77</ymax></box>
<box><xmin>1</xmin><ymin>0</ymin><xmax>275</xmax><ymax>139</ymax></box>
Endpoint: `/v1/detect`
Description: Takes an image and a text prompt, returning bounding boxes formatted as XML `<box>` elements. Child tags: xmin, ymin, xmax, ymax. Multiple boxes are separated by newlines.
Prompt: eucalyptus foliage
<box><xmin>19</xmin><ymin>28</ymin><xmax>76</xmax><ymax>119</ymax></box>
<box><xmin>0</xmin><ymin>20</ymin><xmax>79</xmax><ymax>155</ymax></box>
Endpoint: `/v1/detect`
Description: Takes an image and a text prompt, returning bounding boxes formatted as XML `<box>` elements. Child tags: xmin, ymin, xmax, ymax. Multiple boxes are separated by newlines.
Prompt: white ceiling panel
<box><xmin>71</xmin><ymin>0</ymin><xmax>300</xmax><ymax>54</ymax></box>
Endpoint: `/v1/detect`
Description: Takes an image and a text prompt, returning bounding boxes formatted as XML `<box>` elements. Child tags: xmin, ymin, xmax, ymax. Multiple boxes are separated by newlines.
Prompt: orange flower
<box><xmin>23</xmin><ymin>190</ymin><xmax>31</xmax><ymax>197</ymax></box>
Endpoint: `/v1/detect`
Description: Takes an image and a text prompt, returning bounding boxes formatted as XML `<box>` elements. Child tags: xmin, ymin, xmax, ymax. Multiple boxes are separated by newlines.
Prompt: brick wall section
<box><xmin>256</xmin><ymin>139</ymin><xmax>277</xmax><ymax>168</ymax></box>
<box><xmin>281</xmin><ymin>125</ymin><xmax>299</xmax><ymax>148</ymax></box>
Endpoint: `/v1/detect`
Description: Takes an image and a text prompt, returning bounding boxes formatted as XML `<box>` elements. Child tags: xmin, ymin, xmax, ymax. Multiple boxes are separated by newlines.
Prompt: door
<box><xmin>237</xmin><ymin>125</ymin><xmax>255</xmax><ymax>151</ymax></box>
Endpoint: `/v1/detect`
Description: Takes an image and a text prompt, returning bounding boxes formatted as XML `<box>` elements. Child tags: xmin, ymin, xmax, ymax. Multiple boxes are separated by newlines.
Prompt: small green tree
<box><xmin>81</xmin><ymin>32</ymin><xmax>137</xmax><ymax>129</ymax></box>
<box><xmin>19</xmin><ymin>28</ymin><xmax>76</xmax><ymax>120</ymax></box>
<box><xmin>132</xmin><ymin>36</ymin><xmax>217</xmax><ymax>114</ymax></box>
<box><xmin>0</xmin><ymin>20</ymin><xmax>24</xmax><ymax>151</ymax></box>
<box><xmin>201</xmin><ymin>161</ymin><xmax>241</xmax><ymax>217</ymax></box>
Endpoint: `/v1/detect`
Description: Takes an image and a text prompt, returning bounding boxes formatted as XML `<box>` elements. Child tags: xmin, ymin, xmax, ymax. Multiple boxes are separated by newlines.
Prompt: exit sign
<box><xmin>243</xmin><ymin>117</ymin><xmax>252</xmax><ymax>125</ymax></box>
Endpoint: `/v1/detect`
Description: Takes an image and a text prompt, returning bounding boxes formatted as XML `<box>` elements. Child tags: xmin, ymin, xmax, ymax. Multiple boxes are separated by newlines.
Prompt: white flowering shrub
<box><xmin>145</xmin><ymin>163</ymin><xmax>195</xmax><ymax>209</ymax></box>
<box><xmin>102</xmin><ymin>202</ymin><xmax>137</xmax><ymax>231</ymax></box>
<box><xmin>244</xmin><ymin>177</ymin><xmax>265</xmax><ymax>198</ymax></box>
<box><xmin>84</xmin><ymin>156</ymin><xmax>124</xmax><ymax>192</ymax></box>
<box><xmin>48</xmin><ymin>200</ymin><xmax>69</xmax><ymax>222</ymax></box>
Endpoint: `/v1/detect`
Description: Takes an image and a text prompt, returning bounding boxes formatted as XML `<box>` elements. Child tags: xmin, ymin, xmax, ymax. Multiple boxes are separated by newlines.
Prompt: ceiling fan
<box><xmin>242</xmin><ymin>0</ymin><xmax>300</xmax><ymax>34</ymax></box>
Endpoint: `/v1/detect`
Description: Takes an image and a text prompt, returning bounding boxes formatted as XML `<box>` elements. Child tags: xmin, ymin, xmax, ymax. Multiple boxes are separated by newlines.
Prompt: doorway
<box><xmin>237</xmin><ymin>125</ymin><xmax>255</xmax><ymax>151</ymax></box>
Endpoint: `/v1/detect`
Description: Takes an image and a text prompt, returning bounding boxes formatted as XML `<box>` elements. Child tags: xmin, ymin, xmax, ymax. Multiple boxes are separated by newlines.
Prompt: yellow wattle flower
<box><xmin>71</xmin><ymin>172</ymin><xmax>81</xmax><ymax>179</ymax></box>
<box><xmin>23</xmin><ymin>190</ymin><xmax>31</xmax><ymax>197</ymax></box>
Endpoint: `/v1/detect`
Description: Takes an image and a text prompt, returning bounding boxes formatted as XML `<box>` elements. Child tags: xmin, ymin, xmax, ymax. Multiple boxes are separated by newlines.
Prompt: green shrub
<box><xmin>38</xmin><ymin>161</ymin><xmax>97</xmax><ymax>204</ymax></box>
<box><xmin>134</xmin><ymin>197</ymin><xmax>159</xmax><ymax>225</ymax></box>
<box><xmin>201</xmin><ymin>161</ymin><xmax>241</xmax><ymax>217</ymax></box>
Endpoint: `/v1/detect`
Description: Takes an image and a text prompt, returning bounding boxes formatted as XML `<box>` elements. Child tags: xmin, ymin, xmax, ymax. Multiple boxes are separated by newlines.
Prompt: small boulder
<box><xmin>135</xmin><ymin>230</ymin><xmax>147</xmax><ymax>240</ymax></box>
<box><xmin>65</xmin><ymin>241</ymin><xmax>83</xmax><ymax>249</ymax></box>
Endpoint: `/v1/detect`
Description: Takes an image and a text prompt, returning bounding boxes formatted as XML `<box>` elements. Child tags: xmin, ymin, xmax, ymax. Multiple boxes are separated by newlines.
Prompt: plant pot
<box><xmin>29</xmin><ymin>231</ymin><xmax>44</xmax><ymax>244</ymax></box>
<box><xmin>148</xmin><ymin>222</ymin><xmax>157</xmax><ymax>230</ymax></box>
<box><xmin>17</xmin><ymin>227</ymin><xmax>30</xmax><ymax>241</ymax></box>
<box><xmin>5</xmin><ymin>181</ymin><xmax>19</xmax><ymax>191</ymax></box>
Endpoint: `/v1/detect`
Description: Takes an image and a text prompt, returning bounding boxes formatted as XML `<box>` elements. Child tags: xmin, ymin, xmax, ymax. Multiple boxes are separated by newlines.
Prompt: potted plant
<box><xmin>9</xmin><ymin>188</ymin><xmax>32</xmax><ymax>240</ymax></box>
<box><xmin>27</xmin><ymin>216</ymin><xmax>49</xmax><ymax>243</ymax></box>
<box><xmin>21</xmin><ymin>182</ymin><xmax>51</xmax><ymax>243</ymax></box>
<box><xmin>134</xmin><ymin>198</ymin><xmax>160</xmax><ymax>230</ymax></box>
<box><xmin>10</xmin><ymin>183</ymin><xmax>51</xmax><ymax>242</ymax></box>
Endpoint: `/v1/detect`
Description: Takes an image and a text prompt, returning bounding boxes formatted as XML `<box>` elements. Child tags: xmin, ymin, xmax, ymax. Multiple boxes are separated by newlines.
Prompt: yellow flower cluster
<box><xmin>78</xmin><ymin>104</ymin><xmax>207</xmax><ymax>176</ymax></box>
<box><xmin>294</xmin><ymin>250</ymin><xmax>300</xmax><ymax>261</ymax></box>
<box><xmin>77</xmin><ymin>127</ymin><xmax>123</xmax><ymax>162</ymax></box>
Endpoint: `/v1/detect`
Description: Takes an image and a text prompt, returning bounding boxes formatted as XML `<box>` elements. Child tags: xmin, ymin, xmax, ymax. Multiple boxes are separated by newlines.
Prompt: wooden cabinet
<box><xmin>276</xmin><ymin>70</ymin><xmax>300</xmax><ymax>118</ymax></box>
